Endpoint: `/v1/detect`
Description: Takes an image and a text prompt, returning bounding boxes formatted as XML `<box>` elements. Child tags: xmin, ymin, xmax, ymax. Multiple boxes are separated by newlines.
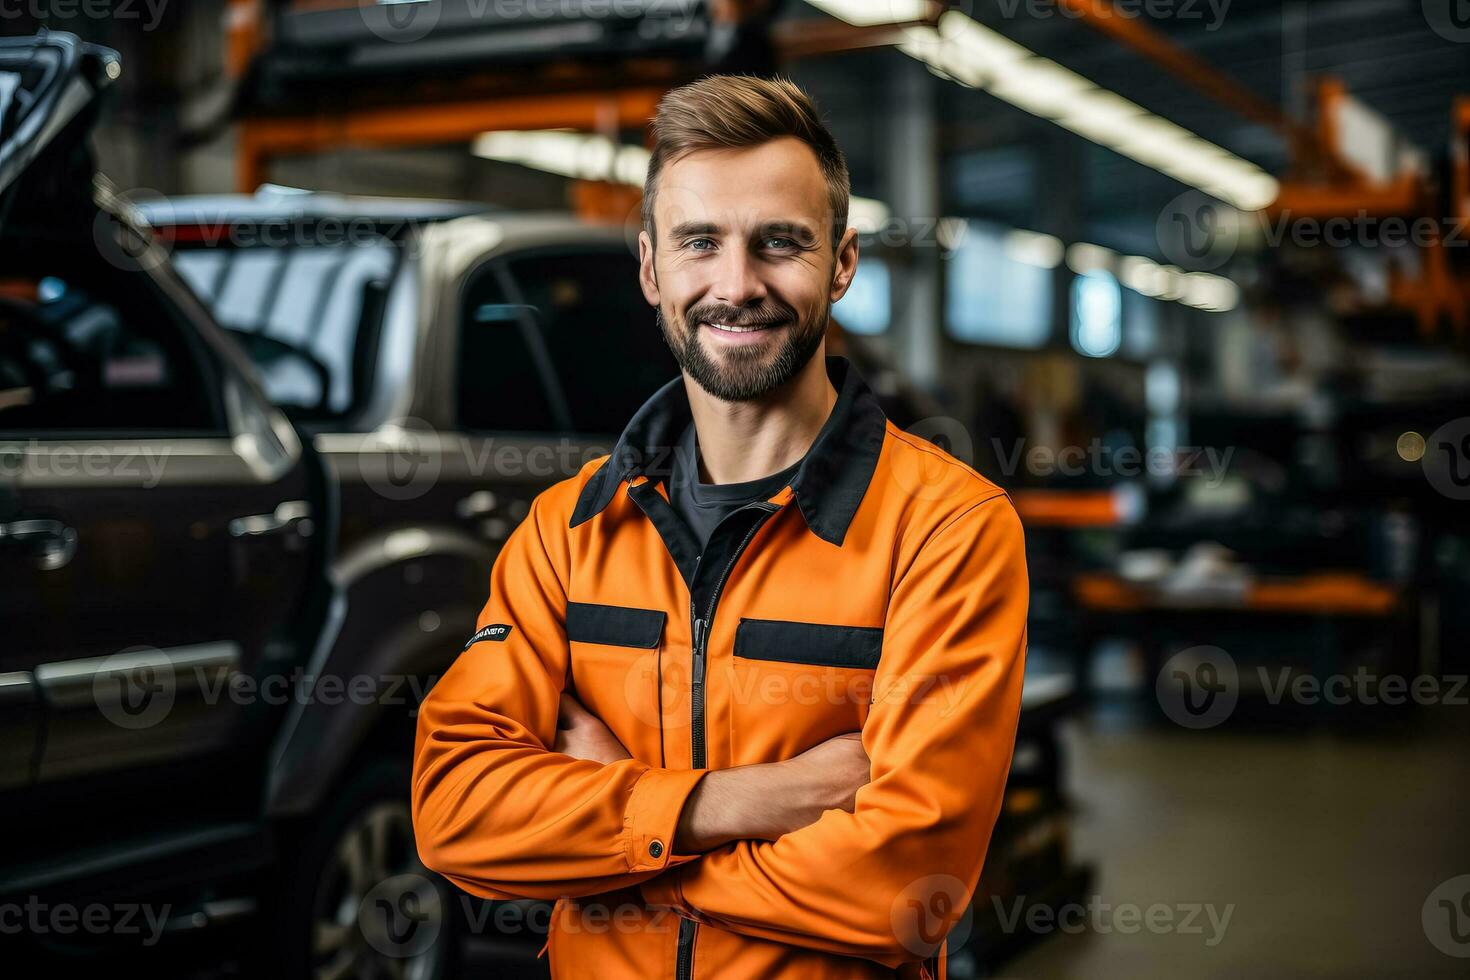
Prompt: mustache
<box><xmin>686</xmin><ymin>304</ymin><xmax>794</xmax><ymax>327</ymax></box>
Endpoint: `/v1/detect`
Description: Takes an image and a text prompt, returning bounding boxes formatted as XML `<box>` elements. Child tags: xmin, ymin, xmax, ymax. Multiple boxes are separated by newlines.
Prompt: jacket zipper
<box><xmin>676</xmin><ymin>503</ymin><xmax>778</xmax><ymax>980</ymax></box>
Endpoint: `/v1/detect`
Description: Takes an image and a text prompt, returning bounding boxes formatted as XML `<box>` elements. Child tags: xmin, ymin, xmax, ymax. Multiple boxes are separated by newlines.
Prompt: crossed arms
<box><xmin>410</xmin><ymin>489</ymin><xmax>1029</xmax><ymax>966</ymax></box>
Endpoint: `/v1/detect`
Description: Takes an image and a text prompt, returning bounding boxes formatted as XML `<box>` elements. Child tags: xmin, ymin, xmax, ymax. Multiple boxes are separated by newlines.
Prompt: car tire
<box><xmin>268</xmin><ymin>756</ymin><xmax>459</xmax><ymax>980</ymax></box>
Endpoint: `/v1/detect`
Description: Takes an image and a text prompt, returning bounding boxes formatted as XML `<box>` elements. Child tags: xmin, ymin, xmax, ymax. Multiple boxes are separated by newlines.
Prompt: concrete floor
<box><xmin>67</xmin><ymin>707</ymin><xmax>1470</xmax><ymax>978</ymax></box>
<box><xmin>1003</xmin><ymin>708</ymin><xmax>1470</xmax><ymax>979</ymax></box>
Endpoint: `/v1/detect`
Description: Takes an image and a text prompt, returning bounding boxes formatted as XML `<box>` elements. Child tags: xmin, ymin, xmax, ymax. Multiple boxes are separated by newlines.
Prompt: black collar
<box><xmin>569</xmin><ymin>355</ymin><xmax>888</xmax><ymax>546</ymax></box>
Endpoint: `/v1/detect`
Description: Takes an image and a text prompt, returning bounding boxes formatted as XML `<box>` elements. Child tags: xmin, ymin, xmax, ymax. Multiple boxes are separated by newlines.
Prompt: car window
<box><xmin>456</xmin><ymin>263</ymin><xmax>566</xmax><ymax>435</ymax></box>
<box><xmin>172</xmin><ymin>240</ymin><xmax>396</xmax><ymax>419</ymax></box>
<box><xmin>457</xmin><ymin>247</ymin><xmax>677</xmax><ymax>438</ymax></box>
<box><xmin>0</xmin><ymin>271</ymin><xmax>218</xmax><ymax>435</ymax></box>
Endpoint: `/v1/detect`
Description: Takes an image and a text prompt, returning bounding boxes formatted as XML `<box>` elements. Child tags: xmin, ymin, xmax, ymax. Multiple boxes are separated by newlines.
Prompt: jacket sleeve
<box><xmin>640</xmin><ymin>493</ymin><xmax>1028</xmax><ymax>966</ymax></box>
<box><xmin>411</xmin><ymin>485</ymin><xmax>707</xmax><ymax>902</ymax></box>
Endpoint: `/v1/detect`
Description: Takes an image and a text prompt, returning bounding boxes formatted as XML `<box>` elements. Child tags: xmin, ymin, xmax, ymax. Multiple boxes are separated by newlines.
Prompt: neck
<box><xmin>684</xmin><ymin>353</ymin><xmax>838</xmax><ymax>485</ymax></box>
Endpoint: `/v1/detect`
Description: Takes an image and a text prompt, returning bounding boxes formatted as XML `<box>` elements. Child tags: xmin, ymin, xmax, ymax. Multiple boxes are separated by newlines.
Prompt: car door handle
<box><xmin>0</xmin><ymin>519</ymin><xmax>78</xmax><ymax>571</ymax></box>
<box><xmin>229</xmin><ymin>500</ymin><xmax>313</xmax><ymax>538</ymax></box>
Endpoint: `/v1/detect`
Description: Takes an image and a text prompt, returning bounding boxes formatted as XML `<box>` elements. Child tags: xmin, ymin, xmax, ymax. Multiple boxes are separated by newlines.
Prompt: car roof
<box><xmin>133</xmin><ymin>185</ymin><xmax>495</xmax><ymax>225</ymax></box>
<box><xmin>131</xmin><ymin>189</ymin><xmax>634</xmax><ymax>250</ymax></box>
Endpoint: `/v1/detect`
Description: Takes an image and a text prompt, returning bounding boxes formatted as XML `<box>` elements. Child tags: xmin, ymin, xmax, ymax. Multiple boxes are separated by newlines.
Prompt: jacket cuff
<box><xmin>623</xmin><ymin>767</ymin><xmax>706</xmax><ymax>873</ymax></box>
<box><xmin>639</xmin><ymin>865</ymin><xmax>686</xmax><ymax>912</ymax></box>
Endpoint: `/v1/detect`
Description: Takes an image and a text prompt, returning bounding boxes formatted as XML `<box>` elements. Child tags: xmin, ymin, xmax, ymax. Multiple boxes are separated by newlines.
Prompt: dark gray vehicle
<box><xmin>0</xmin><ymin>33</ymin><xmax>464</xmax><ymax>980</ymax></box>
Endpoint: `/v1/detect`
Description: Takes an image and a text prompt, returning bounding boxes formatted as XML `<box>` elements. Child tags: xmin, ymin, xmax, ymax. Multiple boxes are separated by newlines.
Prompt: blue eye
<box><xmin>686</xmin><ymin>238</ymin><xmax>715</xmax><ymax>251</ymax></box>
<box><xmin>765</xmin><ymin>237</ymin><xmax>797</xmax><ymax>250</ymax></box>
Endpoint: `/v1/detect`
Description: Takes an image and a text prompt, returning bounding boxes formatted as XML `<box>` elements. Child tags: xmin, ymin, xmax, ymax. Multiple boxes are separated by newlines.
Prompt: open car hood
<box><xmin>0</xmin><ymin>31</ymin><xmax>119</xmax><ymax>197</ymax></box>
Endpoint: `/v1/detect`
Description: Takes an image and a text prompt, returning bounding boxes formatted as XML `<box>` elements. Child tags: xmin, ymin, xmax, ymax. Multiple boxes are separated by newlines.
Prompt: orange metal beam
<box><xmin>1012</xmin><ymin>490</ymin><xmax>1122</xmax><ymax>528</ymax></box>
<box><xmin>236</xmin><ymin>87</ymin><xmax>666</xmax><ymax>192</ymax></box>
<box><xmin>1054</xmin><ymin>0</ymin><xmax>1319</xmax><ymax>162</ymax></box>
<box><xmin>570</xmin><ymin>180</ymin><xmax>643</xmax><ymax>225</ymax></box>
<box><xmin>225</xmin><ymin>0</ymin><xmax>264</xmax><ymax>80</ymax></box>
<box><xmin>772</xmin><ymin>17</ymin><xmax>935</xmax><ymax>60</ymax></box>
<box><xmin>1075</xmin><ymin>571</ymin><xmax>1400</xmax><ymax>615</ymax></box>
<box><xmin>1267</xmin><ymin>176</ymin><xmax>1424</xmax><ymax>221</ymax></box>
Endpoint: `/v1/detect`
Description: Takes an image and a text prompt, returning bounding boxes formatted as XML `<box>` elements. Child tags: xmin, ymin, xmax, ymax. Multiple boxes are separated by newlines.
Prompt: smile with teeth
<box><xmin>703</xmin><ymin>320</ymin><xmax>782</xmax><ymax>333</ymax></box>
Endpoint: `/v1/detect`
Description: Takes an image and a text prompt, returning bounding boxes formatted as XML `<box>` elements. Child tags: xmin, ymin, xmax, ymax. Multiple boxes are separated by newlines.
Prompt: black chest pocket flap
<box><xmin>734</xmin><ymin>618</ymin><xmax>883</xmax><ymax>670</ymax></box>
<box><xmin>567</xmin><ymin>602</ymin><xmax>666</xmax><ymax>649</ymax></box>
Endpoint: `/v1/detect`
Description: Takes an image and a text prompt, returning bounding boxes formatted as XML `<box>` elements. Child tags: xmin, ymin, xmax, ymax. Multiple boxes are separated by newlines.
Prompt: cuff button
<box><xmin>648</xmin><ymin>840</ymin><xmax>664</xmax><ymax>859</ymax></box>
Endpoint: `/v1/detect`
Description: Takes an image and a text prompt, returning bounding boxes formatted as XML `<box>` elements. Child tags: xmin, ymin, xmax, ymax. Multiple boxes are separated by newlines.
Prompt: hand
<box><xmin>673</xmin><ymin>731</ymin><xmax>869</xmax><ymax>853</ymax></box>
<box><xmin>771</xmin><ymin>731</ymin><xmax>870</xmax><ymax>830</ymax></box>
<box><xmin>554</xmin><ymin>693</ymin><xmax>631</xmax><ymax>765</ymax></box>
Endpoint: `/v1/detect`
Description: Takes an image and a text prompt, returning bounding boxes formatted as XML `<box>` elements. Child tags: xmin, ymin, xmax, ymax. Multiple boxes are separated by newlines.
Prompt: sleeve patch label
<box><xmin>464</xmin><ymin>623</ymin><xmax>513</xmax><ymax>649</ymax></box>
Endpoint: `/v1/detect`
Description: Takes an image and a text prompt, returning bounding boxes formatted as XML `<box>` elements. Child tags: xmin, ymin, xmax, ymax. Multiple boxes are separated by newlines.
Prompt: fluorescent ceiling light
<box><xmin>1065</xmin><ymin>241</ymin><xmax>1115</xmax><ymax>274</ymax></box>
<box><xmin>1004</xmin><ymin>226</ymin><xmax>1239</xmax><ymax>312</ymax></box>
<box><xmin>472</xmin><ymin>129</ymin><xmax>892</xmax><ymax>232</ymax></box>
<box><xmin>1004</xmin><ymin>228</ymin><xmax>1064</xmax><ymax>268</ymax></box>
<box><xmin>803</xmin><ymin>1</ymin><xmax>1279</xmax><ymax>212</ymax></box>
<box><xmin>809</xmin><ymin>0</ymin><xmax>938</xmax><ymax>26</ymax></box>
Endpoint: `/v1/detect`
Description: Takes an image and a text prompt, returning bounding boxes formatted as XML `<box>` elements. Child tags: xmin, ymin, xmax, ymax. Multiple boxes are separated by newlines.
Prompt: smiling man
<box><xmin>412</xmin><ymin>75</ymin><xmax>1029</xmax><ymax>980</ymax></box>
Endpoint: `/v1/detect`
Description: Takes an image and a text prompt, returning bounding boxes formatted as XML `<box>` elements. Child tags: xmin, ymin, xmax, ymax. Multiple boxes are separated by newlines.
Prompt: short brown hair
<box><xmin>642</xmin><ymin>75</ymin><xmax>851</xmax><ymax>250</ymax></box>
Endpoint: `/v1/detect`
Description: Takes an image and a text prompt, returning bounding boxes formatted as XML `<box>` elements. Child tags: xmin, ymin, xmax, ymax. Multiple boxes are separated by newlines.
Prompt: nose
<box><xmin>709</xmin><ymin>247</ymin><xmax>768</xmax><ymax>310</ymax></box>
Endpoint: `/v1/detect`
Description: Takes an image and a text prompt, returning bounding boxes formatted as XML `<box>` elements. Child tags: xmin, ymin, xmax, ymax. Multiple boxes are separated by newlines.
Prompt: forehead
<box><xmin>654</xmin><ymin>137</ymin><xmax>830</xmax><ymax>235</ymax></box>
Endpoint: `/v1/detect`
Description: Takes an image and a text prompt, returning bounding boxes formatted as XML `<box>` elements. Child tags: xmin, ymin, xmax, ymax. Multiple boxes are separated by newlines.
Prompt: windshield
<box><xmin>171</xmin><ymin>239</ymin><xmax>398</xmax><ymax>421</ymax></box>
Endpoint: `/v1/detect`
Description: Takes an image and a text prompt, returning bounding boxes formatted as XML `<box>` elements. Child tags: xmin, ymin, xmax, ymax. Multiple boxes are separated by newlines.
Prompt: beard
<box><xmin>656</xmin><ymin>301</ymin><xmax>828</xmax><ymax>402</ymax></box>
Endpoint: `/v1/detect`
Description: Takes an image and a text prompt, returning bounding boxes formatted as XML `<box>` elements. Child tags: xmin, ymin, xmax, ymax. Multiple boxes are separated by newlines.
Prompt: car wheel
<box><xmin>273</xmin><ymin>758</ymin><xmax>458</xmax><ymax>980</ymax></box>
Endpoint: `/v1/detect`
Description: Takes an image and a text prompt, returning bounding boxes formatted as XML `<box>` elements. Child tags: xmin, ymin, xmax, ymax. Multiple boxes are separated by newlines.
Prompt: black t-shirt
<box><xmin>667</xmin><ymin>420</ymin><xmax>802</xmax><ymax>551</ymax></box>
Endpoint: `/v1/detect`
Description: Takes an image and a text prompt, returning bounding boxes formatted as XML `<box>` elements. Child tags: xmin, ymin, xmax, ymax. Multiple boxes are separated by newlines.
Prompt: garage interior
<box><xmin>3</xmin><ymin>1</ymin><xmax>1470</xmax><ymax>977</ymax></box>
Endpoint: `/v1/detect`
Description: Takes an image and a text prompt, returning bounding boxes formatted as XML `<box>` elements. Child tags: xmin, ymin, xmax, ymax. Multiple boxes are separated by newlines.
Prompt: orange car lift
<box><xmin>1063</xmin><ymin>0</ymin><xmax>1468</xmax><ymax>344</ymax></box>
<box><xmin>225</xmin><ymin>0</ymin><xmax>932</xmax><ymax>210</ymax></box>
<box><xmin>1074</xmin><ymin>570</ymin><xmax>1400</xmax><ymax>617</ymax></box>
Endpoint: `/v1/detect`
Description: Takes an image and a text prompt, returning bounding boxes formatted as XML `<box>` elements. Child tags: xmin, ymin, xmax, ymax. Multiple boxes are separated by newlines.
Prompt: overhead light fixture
<box><xmin>1017</xmin><ymin>232</ymin><xmax>1239</xmax><ymax>312</ymax></box>
<box><xmin>472</xmin><ymin>129</ymin><xmax>892</xmax><ymax>233</ymax></box>
<box><xmin>802</xmin><ymin>1</ymin><xmax>1279</xmax><ymax>212</ymax></box>
<box><xmin>1065</xmin><ymin>241</ymin><xmax>1116</xmax><ymax>274</ymax></box>
<box><xmin>1004</xmin><ymin>228</ymin><xmax>1064</xmax><ymax>268</ymax></box>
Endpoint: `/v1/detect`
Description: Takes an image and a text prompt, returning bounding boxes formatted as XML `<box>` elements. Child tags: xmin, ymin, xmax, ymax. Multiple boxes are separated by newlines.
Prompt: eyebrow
<box><xmin>667</xmin><ymin>220</ymin><xmax>819</xmax><ymax>245</ymax></box>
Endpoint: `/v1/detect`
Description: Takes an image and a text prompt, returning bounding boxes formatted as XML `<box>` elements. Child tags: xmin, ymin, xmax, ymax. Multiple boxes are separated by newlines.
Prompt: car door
<box><xmin>0</xmin><ymin>232</ymin><xmax>319</xmax><ymax>824</ymax></box>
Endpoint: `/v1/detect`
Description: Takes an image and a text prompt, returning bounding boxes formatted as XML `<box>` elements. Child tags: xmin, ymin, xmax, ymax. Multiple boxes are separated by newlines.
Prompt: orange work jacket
<box><xmin>412</xmin><ymin>355</ymin><xmax>1029</xmax><ymax>979</ymax></box>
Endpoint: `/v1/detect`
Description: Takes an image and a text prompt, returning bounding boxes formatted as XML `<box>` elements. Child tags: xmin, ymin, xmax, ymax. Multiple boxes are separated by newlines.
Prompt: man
<box><xmin>411</xmin><ymin>75</ymin><xmax>1028</xmax><ymax>979</ymax></box>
